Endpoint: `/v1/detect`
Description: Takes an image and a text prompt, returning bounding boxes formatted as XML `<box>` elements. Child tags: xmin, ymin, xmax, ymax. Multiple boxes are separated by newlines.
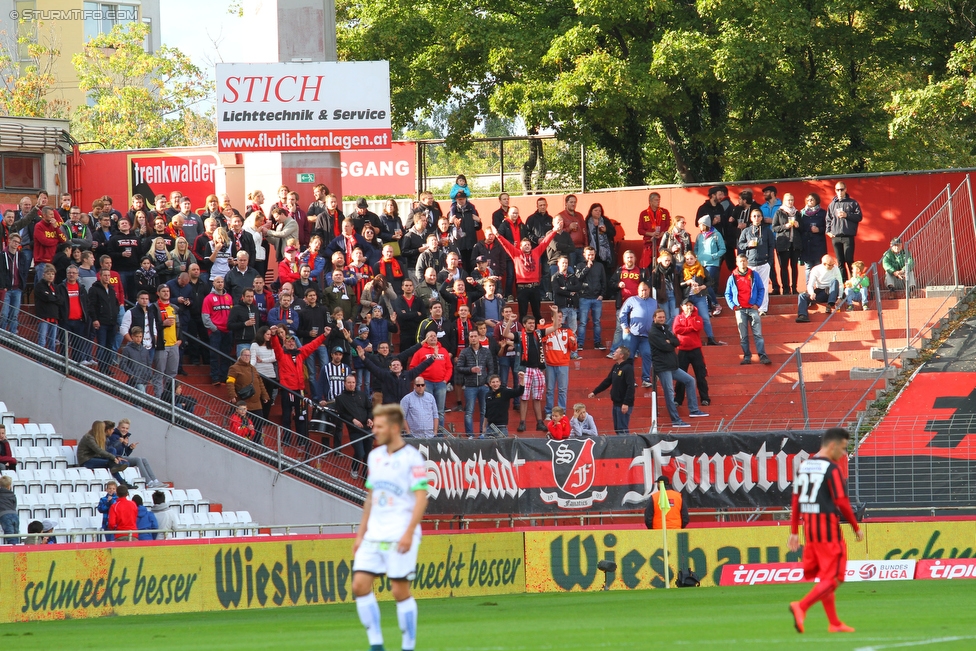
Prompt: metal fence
<box><xmin>417</xmin><ymin>135</ymin><xmax>589</xmax><ymax>199</ymax></box>
<box><xmin>722</xmin><ymin>176</ymin><xmax>976</xmax><ymax>432</ymax></box>
<box><xmin>0</xmin><ymin>305</ymin><xmax>368</xmax><ymax>504</ymax></box>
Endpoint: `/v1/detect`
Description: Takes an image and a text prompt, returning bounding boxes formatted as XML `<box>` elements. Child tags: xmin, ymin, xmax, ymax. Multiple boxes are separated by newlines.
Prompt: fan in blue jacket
<box><xmin>132</xmin><ymin>494</ymin><xmax>159</xmax><ymax>540</ymax></box>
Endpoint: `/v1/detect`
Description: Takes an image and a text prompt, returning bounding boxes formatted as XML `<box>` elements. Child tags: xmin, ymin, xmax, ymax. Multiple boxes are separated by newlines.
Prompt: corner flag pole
<box><xmin>659</xmin><ymin>479</ymin><xmax>670</xmax><ymax>589</ymax></box>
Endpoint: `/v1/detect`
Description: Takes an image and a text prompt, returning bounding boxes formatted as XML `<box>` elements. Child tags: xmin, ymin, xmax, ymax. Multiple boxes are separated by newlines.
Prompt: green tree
<box><xmin>338</xmin><ymin>0</ymin><xmax>976</xmax><ymax>186</ymax></box>
<box><xmin>0</xmin><ymin>21</ymin><xmax>69</xmax><ymax>118</ymax></box>
<box><xmin>71</xmin><ymin>22</ymin><xmax>212</xmax><ymax>150</ymax></box>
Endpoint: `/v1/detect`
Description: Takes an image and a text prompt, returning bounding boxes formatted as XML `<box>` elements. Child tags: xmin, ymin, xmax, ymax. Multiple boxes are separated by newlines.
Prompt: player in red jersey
<box><xmin>787</xmin><ymin>427</ymin><xmax>864</xmax><ymax>634</ymax></box>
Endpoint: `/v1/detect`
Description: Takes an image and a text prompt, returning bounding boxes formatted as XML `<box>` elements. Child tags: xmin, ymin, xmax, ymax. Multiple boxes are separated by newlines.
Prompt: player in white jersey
<box><xmin>352</xmin><ymin>403</ymin><xmax>429</xmax><ymax>651</ymax></box>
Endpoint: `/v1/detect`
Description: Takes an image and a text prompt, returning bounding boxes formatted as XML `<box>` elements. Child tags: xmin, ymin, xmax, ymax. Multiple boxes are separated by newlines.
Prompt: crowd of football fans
<box><xmin>1</xmin><ymin>176</ymin><xmax>907</xmax><ymax>448</ymax></box>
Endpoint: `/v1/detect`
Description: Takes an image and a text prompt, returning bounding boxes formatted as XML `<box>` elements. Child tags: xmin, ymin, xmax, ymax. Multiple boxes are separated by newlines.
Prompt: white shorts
<box><xmin>353</xmin><ymin>530</ymin><xmax>422</xmax><ymax>580</ymax></box>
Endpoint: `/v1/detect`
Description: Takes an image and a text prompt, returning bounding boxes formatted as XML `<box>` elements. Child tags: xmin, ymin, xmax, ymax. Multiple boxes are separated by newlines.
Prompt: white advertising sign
<box><xmin>216</xmin><ymin>61</ymin><xmax>392</xmax><ymax>153</ymax></box>
<box><xmin>844</xmin><ymin>560</ymin><xmax>916</xmax><ymax>582</ymax></box>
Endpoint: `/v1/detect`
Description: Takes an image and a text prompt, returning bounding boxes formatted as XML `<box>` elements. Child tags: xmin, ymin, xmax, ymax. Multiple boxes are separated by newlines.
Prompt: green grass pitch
<box><xmin>2</xmin><ymin>581</ymin><xmax>975</xmax><ymax>650</ymax></box>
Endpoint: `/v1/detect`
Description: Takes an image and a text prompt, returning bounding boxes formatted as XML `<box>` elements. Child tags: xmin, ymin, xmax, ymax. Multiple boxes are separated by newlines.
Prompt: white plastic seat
<box><xmin>44</xmin><ymin>446</ymin><xmax>66</xmax><ymax>469</ymax></box>
<box><xmin>33</xmin><ymin>492</ymin><xmax>54</xmax><ymax>518</ymax></box>
<box><xmin>23</xmin><ymin>423</ymin><xmax>40</xmax><ymax>436</ymax></box>
<box><xmin>235</xmin><ymin>511</ymin><xmax>255</xmax><ymax>535</ymax></box>
<box><xmin>17</xmin><ymin>493</ymin><xmax>35</xmax><ymax>518</ymax></box>
<box><xmin>31</xmin><ymin>447</ymin><xmax>52</xmax><ymax>470</ymax></box>
<box><xmin>57</xmin><ymin>445</ymin><xmax>73</xmax><ymax>464</ymax></box>
<box><xmin>170</xmin><ymin>489</ymin><xmax>188</xmax><ymax>513</ymax></box>
<box><xmin>7</xmin><ymin>423</ymin><xmax>25</xmax><ymax>438</ymax></box>
<box><xmin>193</xmin><ymin>512</ymin><xmax>212</xmax><ymax>537</ymax></box>
<box><xmin>61</xmin><ymin>468</ymin><xmax>81</xmax><ymax>491</ymax></box>
<box><xmin>177</xmin><ymin>512</ymin><xmax>197</xmax><ymax>539</ymax></box>
<box><xmin>30</xmin><ymin>469</ymin><xmax>49</xmax><ymax>494</ymax></box>
<box><xmin>45</xmin><ymin>494</ymin><xmax>64</xmax><ymax>519</ymax></box>
<box><xmin>78</xmin><ymin>493</ymin><xmax>97</xmax><ymax>518</ymax></box>
<box><xmin>219</xmin><ymin>511</ymin><xmax>239</xmax><ymax>536</ymax></box>
<box><xmin>18</xmin><ymin>514</ymin><xmax>29</xmax><ymax>536</ymax></box>
<box><xmin>75</xmin><ymin>468</ymin><xmax>95</xmax><ymax>490</ymax></box>
<box><xmin>121</xmin><ymin>467</ymin><xmax>145</xmax><ymax>488</ymax></box>
<box><xmin>9</xmin><ymin>469</ymin><xmax>28</xmax><ymax>495</ymax></box>
<box><xmin>91</xmin><ymin>468</ymin><xmax>112</xmax><ymax>483</ymax></box>
<box><xmin>42</xmin><ymin>469</ymin><xmax>63</xmax><ymax>493</ymax></box>
<box><xmin>185</xmin><ymin>488</ymin><xmax>209</xmax><ymax>512</ymax></box>
<box><xmin>56</xmin><ymin>516</ymin><xmax>75</xmax><ymax>543</ymax></box>
<box><xmin>62</xmin><ymin>492</ymin><xmax>86</xmax><ymax>518</ymax></box>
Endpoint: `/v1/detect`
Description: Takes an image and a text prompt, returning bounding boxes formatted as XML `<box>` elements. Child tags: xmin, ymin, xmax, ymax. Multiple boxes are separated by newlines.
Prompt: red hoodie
<box><xmin>33</xmin><ymin>219</ymin><xmax>67</xmax><ymax>264</ymax></box>
<box><xmin>671</xmin><ymin>307</ymin><xmax>704</xmax><ymax>351</ymax></box>
<box><xmin>410</xmin><ymin>343</ymin><xmax>453</xmax><ymax>383</ymax></box>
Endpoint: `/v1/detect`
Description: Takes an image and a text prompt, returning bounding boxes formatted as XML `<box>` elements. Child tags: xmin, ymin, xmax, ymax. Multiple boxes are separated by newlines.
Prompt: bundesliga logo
<box><xmin>539</xmin><ymin>439</ymin><xmax>608</xmax><ymax>509</ymax></box>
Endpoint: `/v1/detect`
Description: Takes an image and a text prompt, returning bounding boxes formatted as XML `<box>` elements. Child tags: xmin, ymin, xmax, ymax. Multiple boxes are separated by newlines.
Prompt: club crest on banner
<box><xmin>540</xmin><ymin>439</ymin><xmax>607</xmax><ymax>509</ymax></box>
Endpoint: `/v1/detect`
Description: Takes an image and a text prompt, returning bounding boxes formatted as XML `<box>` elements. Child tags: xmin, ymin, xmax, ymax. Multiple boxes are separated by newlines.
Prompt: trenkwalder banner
<box><xmin>408</xmin><ymin>431</ymin><xmax>823</xmax><ymax>516</ymax></box>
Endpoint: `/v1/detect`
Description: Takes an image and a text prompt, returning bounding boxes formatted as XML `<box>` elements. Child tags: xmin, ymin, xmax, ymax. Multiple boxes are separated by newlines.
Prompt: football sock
<box><xmin>356</xmin><ymin>592</ymin><xmax>384</xmax><ymax>647</ymax></box>
<box><xmin>799</xmin><ymin>578</ymin><xmax>837</xmax><ymax>612</ymax></box>
<box><xmin>821</xmin><ymin>590</ymin><xmax>842</xmax><ymax>627</ymax></box>
<box><xmin>397</xmin><ymin>597</ymin><xmax>418</xmax><ymax>650</ymax></box>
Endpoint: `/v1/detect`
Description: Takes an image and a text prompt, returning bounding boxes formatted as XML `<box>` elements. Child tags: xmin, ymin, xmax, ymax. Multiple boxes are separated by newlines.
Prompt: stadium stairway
<box><xmin>176</xmin><ymin>294</ymin><xmax>951</xmax><ymax>436</ymax></box>
<box><xmin>0</xmin><ymin>404</ymin><xmax>259</xmax><ymax>541</ymax></box>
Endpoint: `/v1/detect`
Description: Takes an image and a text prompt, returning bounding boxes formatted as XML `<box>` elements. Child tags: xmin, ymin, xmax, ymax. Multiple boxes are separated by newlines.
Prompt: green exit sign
<box><xmin>297</xmin><ymin>173</ymin><xmax>315</xmax><ymax>183</ymax></box>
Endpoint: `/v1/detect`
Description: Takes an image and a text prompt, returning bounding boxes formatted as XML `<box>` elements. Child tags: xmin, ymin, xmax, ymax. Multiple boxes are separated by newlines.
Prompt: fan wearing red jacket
<box><xmin>788</xmin><ymin>427</ymin><xmax>864</xmax><ymax>635</ymax></box>
<box><xmin>638</xmin><ymin>192</ymin><xmax>670</xmax><ymax>268</ymax></box>
<box><xmin>269</xmin><ymin>326</ymin><xmax>327</xmax><ymax>446</ymax></box>
<box><xmin>409</xmin><ymin>330</ymin><xmax>455</xmax><ymax>430</ymax></box>
<box><xmin>489</xmin><ymin>218</ymin><xmax>559</xmax><ymax>322</ymax></box>
<box><xmin>108</xmin><ymin>484</ymin><xmax>138</xmax><ymax>541</ymax></box>
<box><xmin>278</xmin><ymin>245</ymin><xmax>302</xmax><ymax>285</ymax></box>
<box><xmin>671</xmin><ymin>300</ymin><xmax>710</xmax><ymax>406</ymax></box>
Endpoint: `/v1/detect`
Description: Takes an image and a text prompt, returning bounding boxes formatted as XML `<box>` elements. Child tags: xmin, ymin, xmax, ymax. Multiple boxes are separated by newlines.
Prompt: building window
<box><xmin>1</xmin><ymin>155</ymin><xmax>42</xmax><ymax>191</ymax></box>
<box><xmin>143</xmin><ymin>17</ymin><xmax>152</xmax><ymax>54</ymax></box>
<box><xmin>82</xmin><ymin>3</ymin><xmax>140</xmax><ymax>42</ymax></box>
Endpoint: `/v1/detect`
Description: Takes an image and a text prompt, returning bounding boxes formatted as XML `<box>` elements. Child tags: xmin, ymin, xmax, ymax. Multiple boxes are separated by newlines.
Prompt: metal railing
<box><xmin>0</xmin><ymin>305</ymin><xmax>368</xmax><ymax>504</ymax></box>
<box><xmin>0</xmin><ymin>521</ymin><xmax>363</xmax><ymax>544</ymax></box>
<box><xmin>416</xmin><ymin>135</ymin><xmax>590</xmax><ymax>198</ymax></box>
<box><xmin>722</xmin><ymin>176</ymin><xmax>976</xmax><ymax>433</ymax></box>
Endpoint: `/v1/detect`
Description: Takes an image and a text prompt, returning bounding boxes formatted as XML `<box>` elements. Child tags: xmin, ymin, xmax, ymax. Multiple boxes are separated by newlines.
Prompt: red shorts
<box><xmin>803</xmin><ymin>540</ymin><xmax>847</xmax><ymax>584</ymax></box>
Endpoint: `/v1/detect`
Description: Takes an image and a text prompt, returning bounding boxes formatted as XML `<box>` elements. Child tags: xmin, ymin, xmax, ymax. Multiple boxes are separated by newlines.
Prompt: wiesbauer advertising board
<box><xmin>216</xmin><ymin>62</ymin><xmax>392</xmax><ymax>153</ymax></box>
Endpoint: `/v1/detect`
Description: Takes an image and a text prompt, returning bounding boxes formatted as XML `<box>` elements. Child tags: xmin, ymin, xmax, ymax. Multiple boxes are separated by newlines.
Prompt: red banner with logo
<box><xmin>915</xmin><ymin>559</ymin><xmax>976</xmax><ymax>580</ymax></box>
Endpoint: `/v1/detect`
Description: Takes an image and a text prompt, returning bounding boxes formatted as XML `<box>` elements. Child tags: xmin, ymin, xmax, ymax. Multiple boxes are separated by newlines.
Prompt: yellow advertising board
<box><xmin>523</xmin><ymin>521</ymin><xmax>976</xmax><ymax>592</ymax></box>
<box><xmin>1</xmin><ymin>532</ymin><xmax>525</xmax><ymax>623</ymax></box>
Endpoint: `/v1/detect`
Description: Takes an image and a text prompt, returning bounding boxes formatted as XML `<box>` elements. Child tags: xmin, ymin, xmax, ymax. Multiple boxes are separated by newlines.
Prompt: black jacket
<box><xmin>552</xmin><ymin>270</ymin><xmax>582</xmax><ymax>309</ymax></box>
<box><xmin>35</xmin><ymin>280</ymin><xmax>62</xmax><ymax>320</ymax></box>
<box><xmin>448</xmin><ymin>202</ymin><xmax>481</xmax><ymax>251</ymax></box>
<box><xmin>227</xmin><ymin>301</ymin><xmax>259</xmax><ymax>346</ymax></box>
<box><xmin>56</xmin><ymin>281</ymin><xmax>90</xmax><ymax>325</ymax></box>
<box><xmin>593</xmin><ymin>359</ymin><xmax>635</xmax><ymax>406</ymax></box>
<box><xmin>649</xmin><ymin>262</ymin><xmax>684</xmax><ymax>305</ymax></box>
<box><xmin>0</xmin><ymin>249</ymin><xmax>30</xmax><ymax>290</ymax></box>
<box><xmin>393</xmin><ymin>294</ymin><xmax>427</xmax><ymax>337</ymax></box>
<box><xmin>524</xmin><ymin>212</ymin><xmax>553</xmax><ymax>246</ymax></box>
<box><xmin>334</xmin><ymin>389</ymin><xmax>371</xmax><ymax>429</ymax></box>
<box><xmin>649</xmin><ymin>323</ymin><xmax>680</xmax><ymax>373</ymax></box>
<box><xmin>361</xmin><ymin>353</ymin><xmax>435</xmax><ymax>404</ymax></box>
<box><xmin>108</xmin><ymin>232</ymin><xmax>142</xmax><ymax>272</ymax></box>
<box><xmin>297</xmin><ymin>304</ymin><xmax>331</xmax><ymax>345</ymax></box>
<box><xmin>485</xmin><ymin>385</ymin><xmax>523</xmax><ymax>426</ymax></box>
<box><xmin>772</xmin><ymin>208</ymin><xmax>804</xmax><ymax>252</ymax></box>
<box><xmin>576</xmin><ymin>262</ymin><xmax>606</xmax><ymax>299</ymax></box>
<box><xmin>224</xmin><ymin>266</ymin><xmax>260</xmax><ymax>303</ymax></box>
<box><xmin>88</xmin><ymin>282</ymin><xmax>120</xmax><ymax>325</ymax></box>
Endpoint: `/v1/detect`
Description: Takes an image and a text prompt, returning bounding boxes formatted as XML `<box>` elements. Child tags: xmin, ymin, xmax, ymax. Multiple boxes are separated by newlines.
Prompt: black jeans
<box><xmin>280</xmin><ymin>389</ymin><xmax>307</xmax><ymax>447</ymax></box>
<box><xmin>64</xmin><ymin>320</ymin><xmax>89</xmax><ymax>363</ymax></box>
<box><xmin>832</xmin><ymin>236</ymin><xmax>856</xmax><ymax>281</ymax></box>
<box><xmin>517</xmin><ymin>283</ymin><xmax>542</xmax><ymax>322</ymax></box>
<box><xmin>777</xmin><ymin>249</ymin><xmax>801</xmax><ymax>293</ymax></box>
<box><xmin>675</xmin><ymin>348</ymin><xmax>709</xmax><ymax>404</ymax></box>
<box><xmin>347</xmin><ymin>424</ymin><xmax>374</xmax><ymax>476</ymax></box>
